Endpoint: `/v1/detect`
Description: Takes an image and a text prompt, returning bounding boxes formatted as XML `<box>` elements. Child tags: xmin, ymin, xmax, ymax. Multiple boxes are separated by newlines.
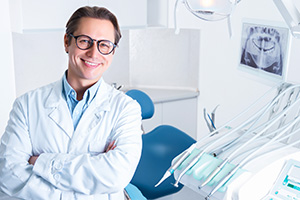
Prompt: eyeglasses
<box><xmin>69</xmin><ymin>34</ymin><xmax>117</xmax><ymax>55</ymax></box>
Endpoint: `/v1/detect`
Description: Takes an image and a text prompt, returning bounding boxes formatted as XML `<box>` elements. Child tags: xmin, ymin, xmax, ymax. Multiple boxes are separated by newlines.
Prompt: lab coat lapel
<box><xmin>75</xmin><ymin>81</ymin><xmax>111</xmax><ymax>134</ymax></box>
<box><xmin>45</xmin><ymin>79</ymin><xmax>74</xmax><ymax>139</ymax></box>
<box><xmin>70</xmin><ymin>81</ymin><xmax>111</xmax><ymax>148</ymax></box>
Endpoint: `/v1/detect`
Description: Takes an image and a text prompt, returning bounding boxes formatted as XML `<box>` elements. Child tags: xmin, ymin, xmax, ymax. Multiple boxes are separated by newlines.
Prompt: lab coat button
<box><xmin>54</xmin><ymin>162</ymin><xmax>63</xmax><ymax>170</ymax></box>
<box><xmin>56</xmin><ymin>163</ymin><xmax>62</xmax><ymax>170</ymax></box>
<box><xmin>54</xmin><ymin>173</ymin><xmax>60</xmax><ymax>181</ymax></box>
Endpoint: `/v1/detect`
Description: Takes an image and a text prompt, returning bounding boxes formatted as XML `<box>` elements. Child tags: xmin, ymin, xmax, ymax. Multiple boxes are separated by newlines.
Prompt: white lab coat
<box><xmin>0</xmin><ymin>77</ymin><xmax>142</xmax><ymax>200</ymax></box>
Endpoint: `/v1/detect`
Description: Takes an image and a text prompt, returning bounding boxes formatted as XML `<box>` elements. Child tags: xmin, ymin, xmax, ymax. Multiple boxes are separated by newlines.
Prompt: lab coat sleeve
<box><xmin>0</xmin><ymin>98</ymin><xmax>63</xmax><ymax>200</ymax></box>
<box><xmin>32</xmin><ymin>99</ymin><xmax>143</xmax><ymax>195</ymax></box>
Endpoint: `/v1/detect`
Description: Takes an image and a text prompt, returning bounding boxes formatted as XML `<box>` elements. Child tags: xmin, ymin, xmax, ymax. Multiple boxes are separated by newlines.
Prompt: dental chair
<box><xmin>125</xmin><ymin>89</ymin><xmax>196</xmax><ymax>199</ymax></box>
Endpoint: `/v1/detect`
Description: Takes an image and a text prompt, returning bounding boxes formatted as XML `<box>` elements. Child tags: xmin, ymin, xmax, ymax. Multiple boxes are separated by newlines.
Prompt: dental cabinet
<box><xmin>124</xmin><ymin>87</ymin><xmax>199</xmax><ymax>140</ymax></box>
<box><xmin>9</xmin><ymin>0</ymin><xmax>147</xmax><ymax>32</ymax></box>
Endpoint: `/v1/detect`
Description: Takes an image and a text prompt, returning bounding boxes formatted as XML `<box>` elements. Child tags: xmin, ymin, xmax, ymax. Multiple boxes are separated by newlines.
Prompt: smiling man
<box><xmin>0</xmin><ymin>6</ymin><xmax>142</xmax><ymax>200</ymax></box>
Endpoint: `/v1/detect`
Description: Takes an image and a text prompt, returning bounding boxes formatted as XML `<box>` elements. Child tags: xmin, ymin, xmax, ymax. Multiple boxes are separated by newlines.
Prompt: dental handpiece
<box><xmin>199</xmin><ymin>158</ymin><xmax>229</xmax><ymax>188</ymax></box>
<box><xmin>175</xmin><ymin>86</ymin><xmax>295</xmax><ymax>191</ymax></box>
<box><xmin>154</xmin><ymin>143</ymin><xmax>196</xmax><ymax>187</ymax></box>
<box><xmin>173</xmin><ymin>150</ymin><xmax>205</xmax><ymax>187</ymax></box>
<box><xmin>205</xmin><ymin>164</ymin><xmax>241</xmax><ymax>200</ymax></box>
<box><xmin>206</xmin><ymin>115</ymin><xmax>300</xmax><ymax>199</ymax></box>
<box><xmin>201</xmin><ymin>87</ymin><xmax>300</xmax><ymax>189</ymax></box>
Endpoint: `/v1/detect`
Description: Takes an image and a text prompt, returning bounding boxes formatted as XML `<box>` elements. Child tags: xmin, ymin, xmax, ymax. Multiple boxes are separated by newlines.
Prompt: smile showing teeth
<box><xmin>85</xmin><ymin>60</ymin><xmax>98</xmax><ymax>66</ymax></box>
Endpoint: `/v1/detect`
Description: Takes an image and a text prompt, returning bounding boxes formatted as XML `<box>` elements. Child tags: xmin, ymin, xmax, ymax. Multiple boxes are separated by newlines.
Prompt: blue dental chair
<box><xmin>125</xmin><ymin>89</ymin><xmax>196</xmax><ymax>199</ymax></box>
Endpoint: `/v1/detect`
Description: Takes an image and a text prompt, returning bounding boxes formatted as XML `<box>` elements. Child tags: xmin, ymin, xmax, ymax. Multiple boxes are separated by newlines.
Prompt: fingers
<box><xmin>105</xmin><ymin>140</ymin><xmax>116</xmax><ymax>152</ymax></box>
<box><xmin>28</xmin><ymin>155</ymin><xmax>39</xmax><ymax>165</ymax></box>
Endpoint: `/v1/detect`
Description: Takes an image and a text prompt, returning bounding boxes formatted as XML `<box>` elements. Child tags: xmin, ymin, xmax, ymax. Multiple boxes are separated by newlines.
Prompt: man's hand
<box><xmin>105</xmin><ymin>140</ymin><xmax>116</xmax><ymax>152</ymax></box>
<box><xmin>28</xmin><ymin>155</ymin><xmax>39</xmax><ymax>165</ymax></box>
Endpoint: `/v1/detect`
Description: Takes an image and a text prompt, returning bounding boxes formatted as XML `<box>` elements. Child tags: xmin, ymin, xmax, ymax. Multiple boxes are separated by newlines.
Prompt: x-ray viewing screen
<box><xmin>239</xmin><ymin>20</ymin><xmax>290</xmax><ymax>83</ymax></box>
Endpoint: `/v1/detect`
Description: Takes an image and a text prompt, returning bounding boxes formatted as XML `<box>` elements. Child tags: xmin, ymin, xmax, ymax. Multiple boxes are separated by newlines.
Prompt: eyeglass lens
<box><xmin>75</xmin><ymin>35</ymin><xmax>115</xmax><ymax>55</ymax></box>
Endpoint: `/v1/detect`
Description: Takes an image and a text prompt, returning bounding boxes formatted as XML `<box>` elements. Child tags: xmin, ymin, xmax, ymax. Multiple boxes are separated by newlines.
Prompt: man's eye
<box><xmin>80</xmin><ymin>39</ymin><xmax>90</xmax><ymax>44</ymax></box>
<box><xmin>100</xmin><ymin>43</ymin><xmax>110</xmax><ymax>48</ymax></box>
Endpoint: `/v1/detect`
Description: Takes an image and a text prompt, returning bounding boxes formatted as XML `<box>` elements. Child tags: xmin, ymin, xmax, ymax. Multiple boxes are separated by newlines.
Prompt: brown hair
<box><xmin>65</xmin><ymin>6</ymin><xmax>121</xmax><ymax>45</ymax></box>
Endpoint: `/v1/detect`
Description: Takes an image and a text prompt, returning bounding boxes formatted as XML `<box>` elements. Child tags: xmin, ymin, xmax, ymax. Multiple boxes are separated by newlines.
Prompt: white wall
<box><xmin>12</xmin><ymin>31</ymin><xmax>67</xmax><ymax>96</ymax></box>
<box><xmin>129</xmin><ymin>28</ymin><xmax>199</xmax><ymax>89</ymax></box>
<box><xmin>0</xmin><ymin>0</ymin><xmax>16</xmax><ymax>137</ymax></box>
<box><xmin>167</xmin><ymin>0</ymin><xmax>300</xmax><ymax>139</ymax></box>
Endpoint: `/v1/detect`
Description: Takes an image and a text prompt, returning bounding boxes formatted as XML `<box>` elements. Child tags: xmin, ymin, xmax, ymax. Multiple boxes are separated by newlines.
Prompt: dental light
<box><xmin>273</xmin><ymin>0</ymin><xmax>300</xmax><ymax>39</ymax></box>
<box><xmin>174</xmin><ymin>0</ymin><xmax>241</xmax><ymax>35</ymax></box>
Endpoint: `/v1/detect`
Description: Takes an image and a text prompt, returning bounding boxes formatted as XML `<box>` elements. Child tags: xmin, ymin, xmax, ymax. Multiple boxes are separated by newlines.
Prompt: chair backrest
<box><xmin>131</xmin><ymin>125</ymin><xmax>196</xmax><ymax>199</ymax></box>
<box><xmin>126</xmin><ymin>89</ymin><xmax>154</xmax><ymax>120</ymax></box>
<box><xmin>126</xmin><ymin>89</ymin><xmax>196</xmax><ymax>199</ymax></box>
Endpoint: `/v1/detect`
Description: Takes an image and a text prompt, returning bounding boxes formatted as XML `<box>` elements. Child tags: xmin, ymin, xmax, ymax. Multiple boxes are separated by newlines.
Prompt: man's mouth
<box><xmin>82</xmin><ymin>59</ymin><xmax>102</xmax><ymax>68</ymax></box>
<box><xmin>84</xmin><ymin>60</ymin><xmax>98</xmax><ymax>66</ymax></box>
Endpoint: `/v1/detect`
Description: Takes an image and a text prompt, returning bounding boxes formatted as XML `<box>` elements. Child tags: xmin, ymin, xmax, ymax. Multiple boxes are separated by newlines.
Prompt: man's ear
<box><xmin>64</xmin><ymin>34</ymin><xmax>69</xmax><ymax>53</ymax></box>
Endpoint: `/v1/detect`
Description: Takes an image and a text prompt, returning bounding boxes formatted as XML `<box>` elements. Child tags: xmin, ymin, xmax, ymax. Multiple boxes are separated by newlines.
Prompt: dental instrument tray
<box><xmin>173</xmin><ymin>132</ymin><xmax>300</xmax><ymax>200</ymax></box>
<box><xmin>168</xmin><ymin>84</ymin><xmax>300</xmax><ymax>200</ymax></box>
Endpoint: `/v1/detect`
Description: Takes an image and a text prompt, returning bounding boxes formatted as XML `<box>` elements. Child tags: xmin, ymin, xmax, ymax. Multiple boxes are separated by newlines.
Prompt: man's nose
<box><xmin>87</xmin><ymin>42</ymin><xmax>100</xmax><ymax>57</ymax></box>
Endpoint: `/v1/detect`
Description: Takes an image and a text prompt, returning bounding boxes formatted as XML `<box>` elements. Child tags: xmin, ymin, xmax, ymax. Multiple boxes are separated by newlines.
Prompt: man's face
<box><xmin>64</xmin><ymin>17</ymin><xmax>115</xmax><ymax>88</ymax></box>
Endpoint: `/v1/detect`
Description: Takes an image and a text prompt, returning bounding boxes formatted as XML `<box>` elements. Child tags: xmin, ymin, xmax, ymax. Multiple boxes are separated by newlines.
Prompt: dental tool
<box><xmin>276</xmin><ymin>89</ymin><xmax>294</xmax><ymax>131</ymax></box>
<box><xmin>204</xmin><ymin>108</ymin><xmax>215</xmax><ymax>132</ymax></box>
<box><xmin>211</xmin><ymin>104</ymin><xmax>219</xmax><ymax>127</ymax></box>
<box><xmin>174</xmin><ymin>109</ymin><xmax>267</xmax><ymax>188</ymax></box>
<box><xmin>154</xmin><ymin>143</ymin><xmax>196</xmax><ymax>187</ymax></box>
<box><xmin>201</xmin><ymin>103</ymin><xmax>299</xmax><ymax>188</ymax></box>
<box><xmin>173</xmin><ymin>85</ymin><xmax>283</xmax><ymax>187</ymax></box>
<box><xmin>200</xmin><ymin>86</ymin><xmax>300</xmax><ymax>188</ymax></box>
<box><xmin>174</xmin><ymin>95</ymin><xmax>276</xmax><ymax>187</ymax></box>
<box><xmin>173</xmin><ymin>148</ymin><xmax>205</xmax><ymax>187</ymax></box>
<box><xmin>205</xmin><ymin>89</ymin><xmax>300</xmax><ymax>197</ymax></box>
<box><xmin>269</xmin><ymin>83</ymin><xmax>290</xmax><ymax>120</ymax></box>
<box><xmin>210</xmin><ymin>84</ymin><xmax>299</xmax><ymax>155</ymax></box>
<box><xmin>230</xmin><ymin>119</ymin><xmax>300</xmax><ymax>163</ymax></box>
<box><xmin>205</xmin><ymin>114</ymin><xmax>300</xmax><ymax>200</ymax></box>
<box><xmin>211</xmin><ymin>86</ymin><xmax>298</xmax><ymax>157</ymax></box>
<box><xmin>211</xmin><ymin>107</ymin><xmax>292</xmax><ymax>157</ymax></box>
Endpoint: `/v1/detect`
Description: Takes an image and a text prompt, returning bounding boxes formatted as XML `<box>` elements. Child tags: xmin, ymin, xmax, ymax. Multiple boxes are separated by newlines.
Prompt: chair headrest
<box><xmin>126</xmin><ymin>89</ymin><xmax>155</xmax><ymax>120</ymax></box>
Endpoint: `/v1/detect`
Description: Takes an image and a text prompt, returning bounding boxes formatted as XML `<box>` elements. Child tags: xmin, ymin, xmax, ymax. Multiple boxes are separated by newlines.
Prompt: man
<box><xmin>0</xmin><ymin>6</ymin><xmax>142</xmax><ymax>200</ymax></box>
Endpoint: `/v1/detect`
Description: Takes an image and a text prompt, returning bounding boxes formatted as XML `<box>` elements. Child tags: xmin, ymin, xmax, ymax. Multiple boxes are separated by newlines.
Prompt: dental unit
<box><xmin>200</xmin><ymin>90</ymin><xmax>300</xmax><ymax>190</ymax></box>
<box><xmin>206</xmin><ymin>113</ymin><xmax>300</xmax><ymax>199</ymax></box>
<box><xmin>171</xmin><ymin>85</ymin><xmax>282</xmax><ymax>187</ymax></box>
<box><xmin>173</xmin><ymin>84</ymin><xmax>297</xmax><ymax>188</ymax></box>
<box><xmin>158</xmin><ymin>84</ymin><xmax>300</xmax><ymax>200</ymax></box>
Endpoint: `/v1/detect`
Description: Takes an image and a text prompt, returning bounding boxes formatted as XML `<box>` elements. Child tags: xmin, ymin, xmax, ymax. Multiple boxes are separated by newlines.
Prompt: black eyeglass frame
<box><xmin>69</xmin><ymin>34</ymin><xmax>117</xmax><ymax>55</ymax></box>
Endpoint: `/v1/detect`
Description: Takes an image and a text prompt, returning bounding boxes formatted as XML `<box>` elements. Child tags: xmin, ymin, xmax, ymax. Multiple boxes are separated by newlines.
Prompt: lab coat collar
<box><xmin>75</xmin><ymin>78</ymin><xmax>112</xmax><ymax>130</ymax></box>
<box><xmin>45</xmin><ymin>79</ymin><xmax>74</xmax><ymax>138</ymax></box>
<box><xmin>91</xmin><ymin>78</ymin><xmax>112</xmax><ymax>112</ymax></box>
<box><xmin>46</xmin><ymin>77</ymin><xmax>111</xmax><ymax>110</ymax></box>
<box><xmin>44</xmin><ymin>77</ymin><xmax>113</xmax><ymax>139</ymax></box>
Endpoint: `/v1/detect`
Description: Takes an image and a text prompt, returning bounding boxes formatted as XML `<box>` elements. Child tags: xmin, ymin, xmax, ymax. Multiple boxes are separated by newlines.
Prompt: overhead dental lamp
<box><xmin>273</xmin><ymin>0</ymin><xmax>300</xmax><ymax>39</ymax></box>
<box><xmin>174</xmin><ymin>0</ymin><xmax>241</xmax><ymax>35</ymax></box>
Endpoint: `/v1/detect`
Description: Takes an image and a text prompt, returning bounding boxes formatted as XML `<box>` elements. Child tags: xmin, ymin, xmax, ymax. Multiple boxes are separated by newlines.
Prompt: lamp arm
<box><xmin>174</xmin><ymin>0</ymin><xmax>184</xmax><ymax>34</ymax></box>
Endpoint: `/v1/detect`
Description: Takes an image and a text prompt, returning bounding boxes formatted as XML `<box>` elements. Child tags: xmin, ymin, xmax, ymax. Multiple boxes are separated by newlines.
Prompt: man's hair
<box><xmin>66</xmin><ymin>6</ymin><xmax>121</xmax><ymax>46</ymax></box>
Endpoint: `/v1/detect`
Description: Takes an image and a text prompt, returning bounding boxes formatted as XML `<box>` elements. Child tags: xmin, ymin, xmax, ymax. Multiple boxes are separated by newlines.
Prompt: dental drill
<box><xmin>176</xmin><ymin>94</ymin><xmax>277</xmax><ymax>187</ymax></box>
<box><xmin>209</xmin><ymin>86</ymin><xmax>296</xmax><ymax>158</ymax></box>
<box><xmin>172</xmin><ymin>85</ymin><xmax>284</xmax><ymax>187</ymax></box>
<box><xmin>205</xmin><ymin>114</ymin><xmax>300</xmax><ymax>200</ymax></box>
<box><xmin>200</xmin><ymin>90</ymin><xmax>300</xmax><ymax>189</ymax></box>
<box><xmin>154</xmin><ymin>143</ymin><xmax>196</xmax><ymax>187</ymax></box>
